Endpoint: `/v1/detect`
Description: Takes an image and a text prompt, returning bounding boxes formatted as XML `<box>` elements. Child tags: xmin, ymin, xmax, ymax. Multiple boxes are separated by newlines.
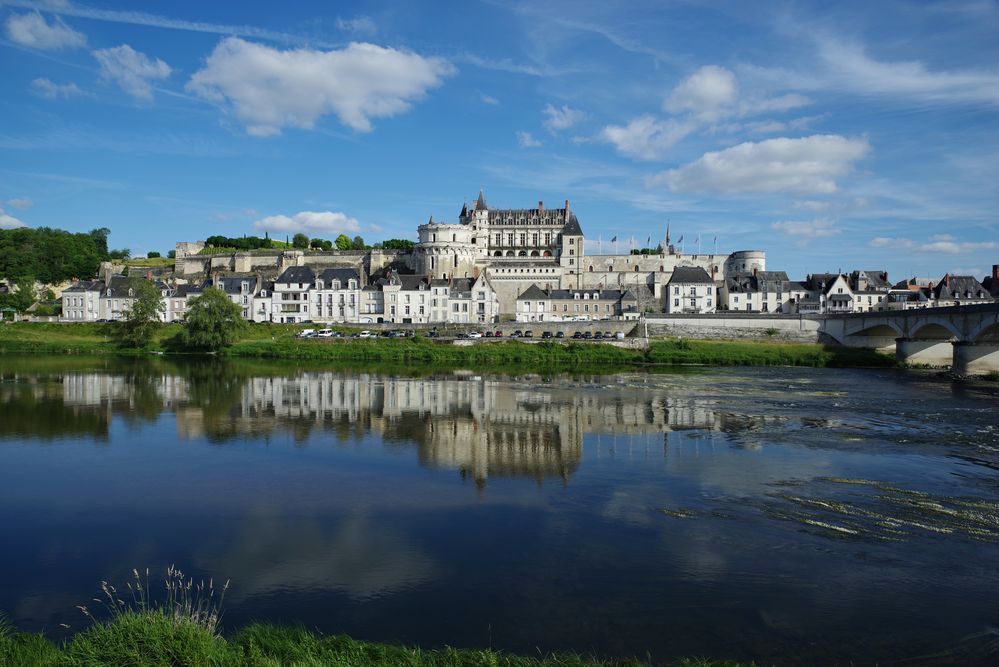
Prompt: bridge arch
<box><xmin>970</xmin><ymin>319</ymin><xmax>999</xmax><ymax>343</ymax></box>
<box><xmin>844</xmin><ymin>322</ymin><xmax>903</xmax><ymax>339</ymax></box>
<box><xmin>910</xmin><ymin>321</ymin><xmax>961</xmax><ymax>340</ymax></box>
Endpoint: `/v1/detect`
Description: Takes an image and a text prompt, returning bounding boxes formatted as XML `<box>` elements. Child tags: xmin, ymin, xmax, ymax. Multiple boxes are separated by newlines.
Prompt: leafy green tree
<box><xmin>309</xmin><ymin>237</ymin><xmax>325</xmax><ymax>250</ymax></box>
<box><xmin>167</xmin><ymin>250</ymin><xmax>176</xmax><ymax>259</ymax></box>
<box><xmin>120</xmin><ymin>280</ymin><xmax>163</xmax><ymax>348</ymax></box>
<box><xmin>351</xmin><ymin>235</ymin><xmax>366</xmax><ymax>250</ymax></box>
<box><xmin>0</xmin><ymin>276</ymin><xmax>37</xmax><ymax>313</ymax></box>
<box><xmin>380</xmin><ymin>238</ymin><xmax>415</xmax><ymax>250</ymax></box>
<box><xmin>182</xmin><ymin>287</ymin><xmax>245</xmax><ymax>352</ymax></box>
<box><xmin>292</xmin><ymin>233</ymin><xmax>309</xmax><ymax>249</ymax></box>
<box><xmin>109</xmin><ymin>248</ymin><xmax>131</xmax><ymax>260</ymax></box>
<box><xmin>335</xmin><ymin>234</ymin><xmax>351</xmax><ymax>250</ymax></box>
<box><xmin>1</xmin><ymin>227</ymin><xmax>111</xmax><ymax>283</ymax></box>
<box><xmin>147</xmin><ymin>251</ymin><xmax>161</xmax><ymax>258</ymax></box>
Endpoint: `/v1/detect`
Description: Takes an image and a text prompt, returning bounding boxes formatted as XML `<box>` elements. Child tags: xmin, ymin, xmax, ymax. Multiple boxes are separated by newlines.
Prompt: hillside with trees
<box><xmin>0</xmin><ymin>227</ymin><xmax>111</xmax><ymax>283</ymax></box>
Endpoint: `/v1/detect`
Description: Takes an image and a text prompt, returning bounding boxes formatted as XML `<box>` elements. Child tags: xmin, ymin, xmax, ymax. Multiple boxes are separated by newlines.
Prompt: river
<box><xmin>1</xmin><ymin>357</ymin><xmax>997</xmax><ymax>665</ymax></box>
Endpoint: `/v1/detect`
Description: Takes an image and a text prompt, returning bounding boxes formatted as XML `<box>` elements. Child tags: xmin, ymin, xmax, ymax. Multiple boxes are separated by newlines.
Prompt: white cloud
<box><xmin>253</xmin><ymin>210</ymin><xmax>360</xmax><ymax>235</ymax></box>
<box><xmin>5</xmin><ymin>11</ymin><xmax>85</xmax><ymax>50</ymax></box>
<box><xmin>543</xmin><ymin>103</ymin><xmax>586</xmax><ymax>131</ymax></box>
<box><xmin>29</xmin><ymin>78</ymin><xmax>85</xmax><ymax>99</ymax></box>
<box><xmin>4</xmin><ymin>197</ymin><xmax>32</xmax><ymax>210</ymax></box>
<box><xmin>93</xmin><ymin>44</ymin><xmax>171</xmax><ymax>101</ymax></box>
<box><xmin>479</xmin><ymin>93</ymin><xmax>499</xmax><ymax>105</ymax></box>
<box><xmin>599</xmin><ymin>115</ymin><xmax>695</xmax><ymax>160</ymax></box>
<box><xmin>793</xmin><ymin>200</ymin><xmax>831</xmax><ymax>212</ymax></box>
<box><xmin>187</xmin><ymin>37</ymin><xmax>454</xmax><ymax>136</ymax></box>
<box><xmin>652</xmin><ymin>134</ymin><xmax>870</xmax><ymax>194</ymax></box>
<box><xmin>336</xmin><ymin>16</ymin><xmax>376</xmax><ymax>34</ymax></box>
<box><xmin>869</xmin><ymin>236</ymin><xmax>998</xmax><ymax>254</ymax></box>
<box><xmin>950</xmin><ymin>267</ymin><xmax>984</xmax><ymax>277</ymax></box>
<box><xmin>516</xmin><ymin>131</ymin><xmax>542</xmax><ymax>147</ymax></box>
<box><xmin>771</xmin><ymin>218</ymin><xmax>840</xmax><ymax>238</ymax></box>
<box><xmin>815</xmin><ymin>37</ymin><xmax>999</xmax><ymax>106</ymax></box>
<box><xmin>664</xmin><ymin>65</ymin><xmax>738</xmax><ymax>117</ymax></box>
<box><xmin>0</xmin><ymin>210</ymin><xmax>27</xmax><ymax>229</ymax></box>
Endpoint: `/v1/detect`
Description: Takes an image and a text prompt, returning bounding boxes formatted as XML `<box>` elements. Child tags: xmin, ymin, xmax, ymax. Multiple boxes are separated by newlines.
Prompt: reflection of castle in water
<box><xmin>3</xmin><ymin>369</ymin><xmax>736</xmax><ymax>484</ymax></box>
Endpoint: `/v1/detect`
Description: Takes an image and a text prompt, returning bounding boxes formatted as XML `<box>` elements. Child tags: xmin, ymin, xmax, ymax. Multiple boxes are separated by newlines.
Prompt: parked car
<box><xmin>484</xmin><ymin>331</ymin><xmax>494</xmax><ymax>337</ymax></box>
<box><xmin>494</xmin><ymin>330</ymin><xmax>503</xmax><ymax>337</ymax></box>
<box><xmin>297</xmin><ymin>329</ymin><xmax>316</xmax><ymax>338</ymax></box>
<box><xmin>467</xmin><ymin>331</ymin><xmax>483</xmax><ymax>339</ymax></box>
<box><xmin>594</xmin><ymin>331</ymin><xmax>604</xmax><ymax>340</ymax></box>
<box><xmin>358</xmin><ymin>330</ymin><xmax>374</xmax><ymax>338</ymax></box>
<box><xmin>523</xmin><ymin>330</ymin><xmax>534</xmax><ymax>338</ymax></box>
<box><xmin>615</xmin><ymin>331</ymin><xmax>625</xmax><ymax>340</ymax></box>
<box><xmin>512</xmin><ymin>330</ymin><xmax>523</xmax><ymax>338</ymax></box>
<box><xmin>572</xmin><ymin>331</ymin><xmax>583</xmax><ymax>339</ymax></box>
<box><xmin>555</xmin><ymin>331</ymin><xmax>565</xmax><ymax>338</ymax></box>
<box><xmin>317</xmin><ymin>329</ymin><xmax>334</xmax><ymax>338</ymax></box>
<box><xmin>426</xmin><ymin>330</ymin><xmax>439</xmax><ymax>338</ymax></box>
<box><xmin>583</xmin><ymin>331</ymin><xmax>593</xmax><ymax>339</ymax></box>
<box><xmin>541</xmin><ymin>331</ymin><xmax>553</xmax><ymax>339</ymax></box>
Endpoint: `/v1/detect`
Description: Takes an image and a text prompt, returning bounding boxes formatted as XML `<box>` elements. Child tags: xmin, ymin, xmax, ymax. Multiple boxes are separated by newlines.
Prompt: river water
<box><xmin>1</xmin><ymin>357</ymin><xmax>997</xmax><ymax>665</ymax></box>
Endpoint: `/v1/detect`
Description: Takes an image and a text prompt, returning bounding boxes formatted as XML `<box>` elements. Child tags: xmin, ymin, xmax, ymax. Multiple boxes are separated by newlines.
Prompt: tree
<box><xmin>351</xmin><ymin>235</ymin><xmax>366</xmax><ymax>250</ymax></box>
<box><xmin>292</xmin><ymin>233</ymin><xmax>309</xmax><ymax>249</ymax></box>
<box><xmin>183</xmin><ymin>287</ymin><xmax>245</xmax><ymax>352</ymax></box>
<box><xmin>380</xmin><ymin>238</ymin><xmax>415</xmax><ymax>250</ymax></box>
<box><xmin>335</xmin><ymin>234</ymin><xmax>351</xmax><ymax>251</ymax></box>
<box><xmin>167</xmin><ymin>250</ymin><xmax>176</xmax><ymax>259</ymax></box>
<box><xmin>147</xmin><ymin>251</ymin><xmax>161</xmax><ymax>259</ymax></box>
<box><xmin>120</xmin><ymin>280</ymin><xmax>163</xmax><ymax>348</ymax></box>
<box><xmin>0</xmin><ymin>276</ymin><xmax>37</xmax><ymax>313</ymax></box>
<box><xmin>109</xmin><ymin>248</ymin><xmax>131</xmax><ymax>260</ymax></box>
<box><xmin>309</xmin><ymin>237</ymin><xmax>325</xmax><ymax>250</ymax></box>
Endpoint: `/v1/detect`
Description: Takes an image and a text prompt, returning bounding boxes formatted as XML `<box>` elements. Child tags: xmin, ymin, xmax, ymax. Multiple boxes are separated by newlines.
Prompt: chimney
<box><xmin>945</xmin><ymin>273</ymin><xmax>951</xmax><ymax>287</ymax></box>
<box><xmin>993</xmin><ymin>264</ymin><xmax>999</xmax><ymax>279</ymax></box>
<box><xmin>71</xmin><ymin>277</ymin><xmax>78</xmax><ymax>284</ymax></box>
<box><xmin>564</xmin><ymin>199</ymin><xmax>570</xmax><ymax>212</ymax></box>
<box><xmin>538</xmin><ymin>200</ymin><xmax>544</xmax><ymax>212</ymax></box>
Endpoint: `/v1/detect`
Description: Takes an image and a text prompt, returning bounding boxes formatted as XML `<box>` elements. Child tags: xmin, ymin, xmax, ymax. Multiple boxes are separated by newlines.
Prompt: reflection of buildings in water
<box><xmin>23</xmin><ymin>370</ymin><xmax>738</xmax><ymax>481</ymax></box>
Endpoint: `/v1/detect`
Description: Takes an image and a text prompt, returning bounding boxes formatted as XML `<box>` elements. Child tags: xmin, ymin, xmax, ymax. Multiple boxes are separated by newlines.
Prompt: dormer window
<box><xmin>316</xmin><ymin>281</ymin><xmax>324</xmax><ymax>290</ymax></box>
<box><xmin>348</xmin><ymin>280</ymin><xmax>357</xmax><ymax>289</ymax></box>
<box><xmin>332</xmin><ymin>280</ymin><xmax>340</xmax><ymax>290</ymax></box>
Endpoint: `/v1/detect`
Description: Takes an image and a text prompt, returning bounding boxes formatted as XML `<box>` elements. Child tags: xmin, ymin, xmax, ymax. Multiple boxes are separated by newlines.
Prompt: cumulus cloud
<box><xmin>93</xmin><ymin>44</ymin><xmax>171</xmax><ymax>100</ymax></box>
<box><xmin>4</xmin><ymin>197</ymin><xmax>32</xmax><ymax>210</ymax></box>
<box><xmin>600</xmin><ymin>115</ymin><xmax>695</xmax><ymax>160</ymax></box>
<box><xmin>771</xmin><ymin>218</ymin><xmax>840</xmax><ymax>238</ymax></box>
<box><xmin>336</xmin><ymin>16</ymin><xmax>376</xmax><ymax>34</ymax></box>
<box><xmin>869</xmin><ymin>236</ymin><xmax>997</xmax><ymax>254</ymax></box>
<box><xmin>5</xmin><ymin>11</ymin><xmax>85</xmax><ymax>50</ymax></box>
<box><xmin>29</xmin><ymin>78</ymin><xmax>85</xmax><ymax>99</ymax></box>
<box><xmin>187</xmin><ymin>37</ymin><xmax>455</xmax><ymax>136</ymax></box>
<box><xmin>664</xmin><ymin>65</ymin><xmax>738</xmax><ymax>116</ymax></box>
<box><xmin>543</xmin><ymin>103</ymin><xmax>585</xmax><ymax>131</ymax></box>
<box><xmin>479</xmin><ymin>93</ymin><xmax>499</xmax><ymax>105</ymax></box>
<box><xmin>651</xmin><ymin>134</ymin><xmax>870</xmax><ymax>194</ymax></box>
<box><xmin>253</xmin><ymin>210</ymin><xmax>361</xmax><ymax>235</ymax></box>
<box><xmin>516</xmin><ymin>131</ymin><xmax>542</xmax><ymax>147</ymax></box>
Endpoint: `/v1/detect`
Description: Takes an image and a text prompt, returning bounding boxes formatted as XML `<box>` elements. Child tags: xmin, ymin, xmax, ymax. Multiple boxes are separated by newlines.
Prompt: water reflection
<box><xmin>2</xmin><ymin>362</ymin><xmax>741</xmax><ymax>485</ymax></box>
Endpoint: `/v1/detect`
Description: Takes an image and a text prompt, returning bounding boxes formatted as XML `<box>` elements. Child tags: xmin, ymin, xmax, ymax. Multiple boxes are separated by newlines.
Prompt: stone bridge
<box><xmin>819</xmin><ymin>302</ymin><xmax>999</xmax><ymax>374</ymax></box>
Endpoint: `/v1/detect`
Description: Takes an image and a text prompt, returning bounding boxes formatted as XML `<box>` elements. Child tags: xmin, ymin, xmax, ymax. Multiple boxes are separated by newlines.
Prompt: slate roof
<box><xmin>450</xmin><ymin>278</ymin><xmax>474</xmax><ymax>294</ymax></box>
<box><xmin>851</xmin><ymin>270</ymin><xmax>891</xmax><ymax>291</ymax></box>
<box><xmin>172</xmin><ymin>284</ymin><xmax>204</xmax><ymax>298</ymax></box>
<box><xmin>668</xmin><ymin>266</ymin><xmax>713</xmax><ymax>284</ymax></box>
<box><xmin>62</xmin><ymin>280</ymin><xmax>104</xmax><ymax>293</ymax></box>
<box><xmin>932</xmin><ymin>276</ymin><xmax>989</xmax><ymax>300</ymax></box>
<box><xmin>517</xmin><ymin>284</ymin><xmax>548</xmax><ymax>300</ymax></box>
<box><xmin>317</xmin><ymin>268</ymin><xmax>360</xmax><ymax>285</ymax></box>
<box><xmin>275</xmin><ymin>266</ymin><xmax>315</xmax><ymax>285</ymax></box>
<box><xmin>475</xmin><ymin>190</ymin><xmax>488</xmax><ymax>211</ymax></box>
<box><xmin>394</xmin><ymin>274</ymin><xmax>429</xmax><ymax>290</ymax></box>
<box><xmin>560</xmin><ymin>214</ymin><xmax>583</xmax><ymax>237</ymax></box>
<box><xmin>216</xmin><ymin>275</ymin><xmax>258</xmax><ymax>295</ymax></box>
<box><xmin>104</xmin><ymin>276</ymin><xmax>167</xmax><ymax>297</ymax></box>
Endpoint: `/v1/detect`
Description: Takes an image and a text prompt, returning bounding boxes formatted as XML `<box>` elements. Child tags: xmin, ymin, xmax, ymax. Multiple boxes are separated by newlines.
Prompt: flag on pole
<box><xmin>677</xmin><ymin>235</ymin><xmax>683</xmax><ymax>243</ymax></box>
<box><xmin>610</xmin><ymin>236</ymin><xmax>617</xmax><ymax>242</ymax></box>
<box><xmin>646</xmin><ymin>235</ymin><xmax>651</xmax><ymax>247</ymax></box>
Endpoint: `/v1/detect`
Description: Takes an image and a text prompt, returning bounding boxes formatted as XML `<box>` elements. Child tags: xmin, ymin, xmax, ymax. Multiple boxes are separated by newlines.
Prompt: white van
<box><xmin>317</xmin><ymin>329</ymin><xmax>334</xmax><ymax>338</ymax></box>
<box><xmin>297</xmin><ymin>329</ymin><xmax>316</xmax><ymax>338</ymax></box>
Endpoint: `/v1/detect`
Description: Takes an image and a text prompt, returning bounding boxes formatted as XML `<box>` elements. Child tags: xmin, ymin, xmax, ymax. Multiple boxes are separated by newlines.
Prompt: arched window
<box><xmin>518</xmin><ymin>250</ymin><xmax>527</xmax><ymax>257</ymax></box>
<box><xmin>506</xmin><ymin>250</ymin><xmax>515</xmax><ymax>257</ymax></box>
<box><xmin>530</xmin><ymin>250</ymin><xmax>540</xmax><ymax>257</ymax></box>
<box><xmin>494</xmin><ymin>250</ymin><xmax>502</xmax><ymax>257</ymax></box>
<box><xmin>634</xmin><ymin>265</ymin><xmax>639</xmax><ymax>272</ymax></box>
<box><xmin>588</xmin><ymin>266</ymin><xmax>594</xmax><ymax>272</ymax></box>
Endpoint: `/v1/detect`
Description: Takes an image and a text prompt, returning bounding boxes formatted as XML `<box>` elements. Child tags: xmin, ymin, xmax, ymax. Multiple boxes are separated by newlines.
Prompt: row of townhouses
<box><xmin>61</xmin><ymin>267</ymin><xmax>501</xmax><ymax>325</ymax></box>
<box><xmin>657</xmin><ymin>266</ymin><xmax>997</xmax><ymax>315</ymax></box>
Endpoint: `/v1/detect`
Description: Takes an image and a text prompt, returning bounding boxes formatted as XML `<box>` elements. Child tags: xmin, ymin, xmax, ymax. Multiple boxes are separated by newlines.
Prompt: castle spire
<box><xmin>475</xmin><ymin>189</ymin><xmax>488</xmax><ymax>211</ymax></box>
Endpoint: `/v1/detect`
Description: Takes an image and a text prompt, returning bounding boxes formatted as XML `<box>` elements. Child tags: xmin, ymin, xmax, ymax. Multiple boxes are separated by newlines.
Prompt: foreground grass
<box><xmin>0</xmin><ymin>612</ymin><xmax>745</xmax><ymax>667</ymax></box>
<box><xmin>0</xmin><ymin>322</ymin><xmax>895</xmax><ymax>369</ymax></box>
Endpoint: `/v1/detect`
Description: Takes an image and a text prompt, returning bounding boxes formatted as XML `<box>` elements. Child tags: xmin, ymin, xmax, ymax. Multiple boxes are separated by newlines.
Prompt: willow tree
<box><xmin>120</xmin><ymin>280</ymin><xmax>164</xmax><ymax>348</ymax></box>
<box><xmin>183</xmin><ymin>287</ymin><xmax>245</xmax><ymax>352</ymax></box>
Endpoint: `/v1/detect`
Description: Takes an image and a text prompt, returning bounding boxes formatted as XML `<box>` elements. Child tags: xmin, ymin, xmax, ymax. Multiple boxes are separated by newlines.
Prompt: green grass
<box><xmin>0</xmin><ymin>612</ymin><xmax>748</xmax><ymax>667</ymax></box>
<box><xmin>0</xmin><ymin>322</ymin><xmax>897</xmax><ymax>370</ymax></box>
<box><xmin>126</xmin><ymin>257</ymin><xmax>176</xmax><ymax>268</ymax></box>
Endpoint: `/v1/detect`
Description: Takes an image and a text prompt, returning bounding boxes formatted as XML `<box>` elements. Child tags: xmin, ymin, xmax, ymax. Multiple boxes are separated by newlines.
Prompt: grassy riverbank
<box><xmin>0</xmin><ymin>611</ymin><xmax>743</xmax><ymax>667</ymax></box>
<box><xmin>0</xmin><ymin>322</ymin><xmax>896</xmax><ymax>369</ymax></box>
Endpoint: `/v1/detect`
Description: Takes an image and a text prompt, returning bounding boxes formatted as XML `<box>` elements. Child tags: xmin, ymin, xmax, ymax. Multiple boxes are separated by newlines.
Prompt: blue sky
<box><xmin>1</xmin><ymin>0</ymin><xmax>997</xmax><ymax>281</ymax></box>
